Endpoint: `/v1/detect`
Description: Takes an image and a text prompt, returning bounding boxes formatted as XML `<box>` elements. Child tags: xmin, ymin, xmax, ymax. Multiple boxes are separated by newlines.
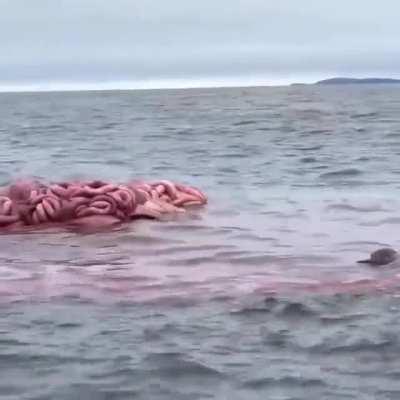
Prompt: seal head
<box><xmin>357</xmin><ymin>248</ymin><xmax>398</xmax><ymax>266</ymax></box>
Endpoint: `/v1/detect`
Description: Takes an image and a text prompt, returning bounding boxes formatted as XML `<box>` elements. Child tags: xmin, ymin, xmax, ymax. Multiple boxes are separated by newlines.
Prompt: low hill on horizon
<box><xmin>315</xmin><ymin>77</ymin><xmax>400</xmax><ymax>85</ymax></box>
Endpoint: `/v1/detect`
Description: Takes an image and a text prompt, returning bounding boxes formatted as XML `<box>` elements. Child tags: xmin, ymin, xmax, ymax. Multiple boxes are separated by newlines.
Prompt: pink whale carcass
<box><xmin>0</xmin><ymin>179</ymin><xmax>207</xmax><ymax>233</ymax></box>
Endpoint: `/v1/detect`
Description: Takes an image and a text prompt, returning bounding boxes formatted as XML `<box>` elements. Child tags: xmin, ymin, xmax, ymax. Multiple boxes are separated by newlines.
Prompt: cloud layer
<box><xmin>1</xmin><ymin>0</ymin><xmax>399</xmax><ymax>89</ymax></box>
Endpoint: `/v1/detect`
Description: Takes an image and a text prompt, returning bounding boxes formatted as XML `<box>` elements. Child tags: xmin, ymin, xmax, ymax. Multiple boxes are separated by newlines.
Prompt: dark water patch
<box><xmin>310</xmin><ymin>164</ymin><xmax>329</xmax><ymax>170</ymax></box>
<box><xmin>302</xmin><ymin>129</ymin><xmax>333</xmax><ymax>135</ymax></box>
<box><xmin>96</xmin><ymin>389</ymin><xmax>140</xmax><ymax>400</ymax></box>
<box><xmin>117</xmin><ymin>233</ymin><xmax>185</xmax><ymax>245</ymax></box>
<box><xmin>314</xmin><ymin>337</ymin><xmax>396</xmax><ymax>355</ymax></box>
<box><xmin>288</xmin><ymin>253</ymin><xmax>339</xmax><ymax>265</ymax></box>
<box><xmin>143</xmin><ymin>133</ymin><xmax>166</xmax><ymax>140</ymax></box>
<box><xmin>356</xmin><ymin>156</ymin><xmax>370</xmax><ymax>162</ymax></box>
<box><xmin>350</xmin><ymin>112</ymin><xmax>379</xmax><ymax>119</ymax></box>
<box><xmin>97</xmin><ymin>122</ymin><xmax>120</xmax><ymax>130</ymax></box>
<box><xmin>326</xmin><ymin>203</ymin><xmax>386</xmax><ymax>213</ymax></box>
<box><xmin>155</xmin><ymin>223</ymin><xmax>211</xmax><ymax>233</ymax></box>
<box><xmin>320</xmin><ymin>168</ymin><xmax>363</xmax><ymax>179</ymax></box>
<box><xmin>106</xmin><ymin>159</ymin><xmax>128</xmax><ymax>166</ymax></box>
<box><xmin>274</xmin><ymin>227</ymin><xmax>297</xmax><ymax>233</ymax></box>
<box><xmin>376</xmin><ymin>390</ymin><xmax>400</xmax><ymax>400</ymax></box>
<box><xmin>233</xmin><ymin>233</ymin><xmax>278</xmax><ymax>243</ymax></box>
<box><xmin>100</xmin><ymin>275</ymin><xmax>153</xmax><ymax>283</ymax></box>
<box><xmin>243</xmin><ymin>376</ymin><xmax>327</xmax><ymax>389</ymax></box>
<box><xmin>260</xmin><ymin>210</ymin><xmax>307</xmax><ymax>220</ymax></box>
<box><xmin>338</xmin><ymin>240</ymin><xmax>390</xmax><ymax>247</ymax></box>
<box><xmin>256</xmin><ymin>126</ymin><xmax>273</xmax><ymax>131</ymax></box>
<box><xmin>232</xmin><ymin>120</ymin><xmax>257</xmax><ymax>126</ymax></box>
<box><xmin>144</xmin><ymin>352</ymin><xmax>223</xmax><ymax>378</ymax></box>
<box><xmin>385</xmin><ymin>132</ymin><xmax>400</xmax><ymax>138</ymax></box>
<box><xmin>209</xmin><ymin>207</ymin><xmax>241</xmax><ymax>217</ymax></box>
<box><xmin>291</xmin><ymin>183</ymin><xmax>328</xmax><ymax>188</ymax></box>
<box><xmin>217</xmin><ymin>166</ymin><xmax>238</xmax><ymax>174</ymax></box>
<box><xmin>219</xmin><ymin>225</ymin><xmax>251</xmax><ymax>232</ymax></box>
<box><xmin>319</xmin><ymin>314</ymin><xmax>367</xmax><ymax>325</ymax></box>
<box><xmin>216</xmin><ymin>152</ymin><xmax>249</xmax><ymax>159</ymax></box>
<box><xmin>177</xmin><ymin>128</ymin><xmax>199</xmax><ymax>137</ymax></box>
<box><xmin>227</xmin><ymin>254</ymin><xmax>281</xmax><ymax>266</ymax></box>
<box><xmin>154</xmin><ymin>244</ymin><xmax>236</xmax><ymax>256</ymax></box>
<box><xmin>296</xmin><ymin>108</ymin><xmax>329</xmax><ymax>116</ymax></box>
<box><xmin>300</xmin><ymin>156</ymin><xmax>317</xmax><ymax>163</ymax></box>
<box><xmin>295</xmin><ymin>145</ymin><xmax>324</xmax><ymax>151</ymax></box>
<box><xmin>333</xmin><ymin>180</ymin><xmax>368</xmax><ymax>187</ymax></box>
<box><xmin>360</xmin><ymin>217</ymin><xmax>400</xmax><ymax>226</ymax></box>
<box><xmin>0</xmin><ymin>352</ymin><xmax>108</xmax><ymax>367</ymax></box>
<box><xmin>278</xmin><ymin>300</ymin><xmax>317</xmax><ymax>318</ymax></box>
<box><xmin>55</xmin><ymin>322</ymin><xmax>83</xmax><ymax>329</ymax></box>
<box><xmin>231</xmin><ymin>297</ymin><xmax>280</xmax><ymax>315</ymax></box>
<box><xmin>0</xmin><ymin>338</ymin><xmax>30</xmax><ymax>347</ymax></box>
<box><xmin>87</xmin><ymin>366</ymin><xmax>143</xmax><ymax>380</ymax></box>
<box><xmin>166</xmin><ymin>256</ymin><xmax>219</xmax><ymax>267</ymax></box>
<box><xmin>214</xmin><ymin>250</ymin><xmax>255</xmax><ymax>259</ymax></box>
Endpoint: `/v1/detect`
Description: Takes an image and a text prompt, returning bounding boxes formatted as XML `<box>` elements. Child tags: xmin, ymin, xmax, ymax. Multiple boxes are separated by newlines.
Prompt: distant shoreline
<box><xmin>292</xmin><ymin>77</ymin><xmax>400</xmax><ymax>86</ymax></box>
<box><xmin>1</xmin><ymin>77</ymin><xmax>400</xmax><ymax>94</ymax></box>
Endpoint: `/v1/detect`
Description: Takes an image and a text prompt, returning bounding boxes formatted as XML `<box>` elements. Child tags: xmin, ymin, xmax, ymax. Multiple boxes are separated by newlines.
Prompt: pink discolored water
<box><xmin>1</xmin><ymin>191</ymin><xmax>399</xmax><ymax>305</ymax></box>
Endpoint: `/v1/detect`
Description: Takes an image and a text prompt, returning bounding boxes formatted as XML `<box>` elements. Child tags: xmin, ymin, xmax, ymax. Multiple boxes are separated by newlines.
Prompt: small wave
<box><xmin>97</xmin><ymin>122</ymin><xmax>120</xmax><ymax>130</ymax></box>
<box><xmin>350</xmin><ymin>112</ymin><xmax>378</xmax><ymax>119</ymax></box>
<box><xmin>326</xmin><ymin>203</ymin><xmax>386</xmax><ymax>213</ymax></box>
<box><xmin>155</xmin><ymin>224</ymin><xmax>211</xmax><ymax>233</ymax></box>
<box><xmin>360</xmin><ymin>217</ymin><xmax>400</xmax><ymax>226</ymax></box>
<box><xmin>227</xmin><ymin>254</ymin><xmax>280</xmax><ymax>266</ymax></box>
<box><xmin>356</xmin><ymin>156</ymin><xmax>370</xmax><ymax>162</ymax></box>
<box><xmin>243</xmin><ymin>376</ymin><xmax>327</xmax><ymax>389</ymax></box>
<box><xmin>232</xmin><ymin>120</ymin><xmax>257</xmax><ymax>126</ymax></box>
<box><xmin>338</xmin><ymin>240</ymin><xmax>390</xmax><ymax>247</ymax></box>
<box><xmin>144</xmin><ymin>134</ymin><xmax>165</xmax><ymax>140</ymax></box>
<box><xmin>279</xmin><ymin>301</ymin><xmax>317</xmax><ymax>317</ymax></box>
<box><xmin>166</xmin><ymin>256</ymin><xmax>218</xmax><ymax>266</ymax></box>
<box><xmin>231</xmin><ymin>297</ymin><xmax>279</xmax><ymax>315</ymax></box>
<box><xmin>0</xmin><ymin>338</ymin><xmax>30</xmax><ymax>347</ymax></box>
<box><xmin>320</xmin><ymin>168</ymin><xmax>363</xmax><ymax>179</ymax></box>
<box><xmin>217</xmin><ymin>152</ymin><xmax>249</xmax><ymax>159</ymax></box>
<box><xmin>233</xmin><ymin>233</ymin><xmax>278</xmax><ymax>243</ymax></box>
<box><xmin>143</xmin><ymin>352</ymin><xmax>222</xmax><ymax>378</ymax></box>
<box><xmin>217</xmin><ymin>166</ymin><xmax>238</xmax><ymax>174</ymax></box>
<box><xmin>256</xmin><ymin>127</ymin><xmax>273</xmax><ymax>131</ymax></box>
<box><xmin>215</xmin><ymin>250</ymin><xmax>254</xmax><ymax>259</ymax></box>
<box><xmin>385</xmin><ymin>132</ymin><xmax>400</xmax><ymax>139</ymax></box>
<box><xmin>295</xmin><ymin>145</ymin><xmax>324</xmax><ymax>151</ymax></box>
<box><xmin>154</xmin><ymin>244</ymin><xmax>235</xmax><ymax>256</ymax></box>
<box><xmin>56</xmin><ymin>322</ymin><xmax>82</xmax><ymax>329</ymax></box>
<box><xmin>315</xmin><ymin>338</ymin><xmax>395</xmax><ymax>354</ymax></box>
<box><xmin>303</xmin><ymin>129</ymin><xmax>332</xmax><ymax>135</ymax></box>
<box><xmin>300</xmin><ymin>156</ymin><xmax>317</xmax><ymax>163</ymax></box>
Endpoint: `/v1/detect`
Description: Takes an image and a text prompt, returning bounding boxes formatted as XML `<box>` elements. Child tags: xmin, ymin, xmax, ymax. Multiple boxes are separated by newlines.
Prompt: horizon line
<box><xmin>0</xmin><ymin>76</ymin><xmax>319</xmax><ymax>94</ymax></box>
<box><xmin>1</xmin><ymin>75</ymin><xmax>399</xmax><ymax>94</ymax></box>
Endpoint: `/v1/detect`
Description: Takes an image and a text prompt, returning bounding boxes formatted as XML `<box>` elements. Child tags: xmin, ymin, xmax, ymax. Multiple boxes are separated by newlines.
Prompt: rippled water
<box><xmin>2</xmin><ymin>85</ymin><xmax>400</xmax><ymax>399</ymax></box>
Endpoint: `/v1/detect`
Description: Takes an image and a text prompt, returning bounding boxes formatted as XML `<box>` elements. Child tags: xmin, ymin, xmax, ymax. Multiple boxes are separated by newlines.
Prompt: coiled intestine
<box><xmin>0</xmin><ymin>179</ymin><xmax>207</xmax><ymax>232</ymax></box>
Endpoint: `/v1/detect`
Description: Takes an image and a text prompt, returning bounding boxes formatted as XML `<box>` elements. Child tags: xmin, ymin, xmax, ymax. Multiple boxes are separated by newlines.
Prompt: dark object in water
<box><xmin>357</xmin><ymin>248</ymin><xmax>398</xmax><ymax>266</ymax></box>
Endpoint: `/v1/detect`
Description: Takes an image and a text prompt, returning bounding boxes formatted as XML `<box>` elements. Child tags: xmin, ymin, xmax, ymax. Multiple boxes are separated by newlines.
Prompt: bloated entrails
<box><xmin>0</xmin><ymin>179</ymin><xmax>207</xmax><ymax>232</ymax></box>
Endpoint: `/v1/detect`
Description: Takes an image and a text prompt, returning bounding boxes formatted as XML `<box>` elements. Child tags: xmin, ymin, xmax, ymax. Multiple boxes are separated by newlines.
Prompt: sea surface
<box><xmin>1</xmin><ymin>85</ymin><xmax>400</xmax><ymax>399</ymax></box>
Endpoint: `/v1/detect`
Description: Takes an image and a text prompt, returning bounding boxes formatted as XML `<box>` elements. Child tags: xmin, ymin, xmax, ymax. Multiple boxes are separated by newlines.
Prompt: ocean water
<box><xmin>1</xmin><ymin>85</ymin><xmax>400</xmax><ymax>399</ymax></box>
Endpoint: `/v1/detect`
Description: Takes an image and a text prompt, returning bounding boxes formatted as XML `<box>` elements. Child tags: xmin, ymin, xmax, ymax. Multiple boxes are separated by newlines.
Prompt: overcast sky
<box><xmin>1</xmin><ymin>0</ymin><xmax>399</xmax><ymax>90</ymax></box>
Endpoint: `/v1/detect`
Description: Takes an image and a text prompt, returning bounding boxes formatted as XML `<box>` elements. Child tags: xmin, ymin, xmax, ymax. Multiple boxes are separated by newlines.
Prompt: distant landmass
<box><xmin>290</xmin><ymin>77</ymin><xmax>400</xmax><ymax>87</ymax></box>
<box><xmin>315</xmin><ymin>77</ymin><xmax>400</xmax><ymax>85</ymax></box>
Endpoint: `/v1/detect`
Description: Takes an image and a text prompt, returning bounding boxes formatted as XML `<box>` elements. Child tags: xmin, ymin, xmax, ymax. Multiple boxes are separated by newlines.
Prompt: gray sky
<box><xmin>1</xmin><ymin>0</ymin><xmax>399</xmax><ymax>90</ymax></box>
